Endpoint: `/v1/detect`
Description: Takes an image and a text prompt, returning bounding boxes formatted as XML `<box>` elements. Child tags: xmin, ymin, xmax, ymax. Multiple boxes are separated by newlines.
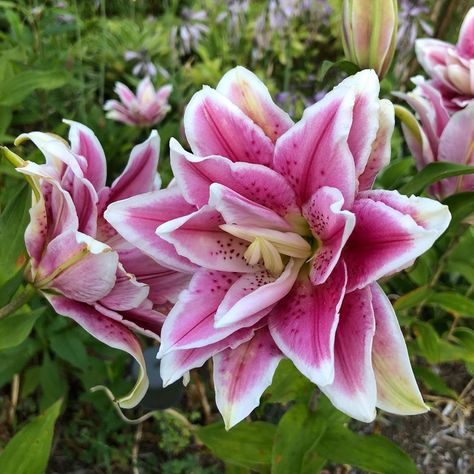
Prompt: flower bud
<box><xmin>342</xmin><ymin>0</ymin><xmax>398</xmax><ymax>78</ymax></box>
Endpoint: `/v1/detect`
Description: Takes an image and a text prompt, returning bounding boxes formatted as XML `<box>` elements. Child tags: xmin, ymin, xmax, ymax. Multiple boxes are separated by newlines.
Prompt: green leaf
<box><xmin>443</xmin><ymin>192</ymin><xmax>474</xmax><ymax>229</ymax></box>
<box><xmin>0</xmin><ymin>70</ymin><xmax>69</xmax><ymax>106</ymax></box>
<box><xmin>316</xmin><ymin>59</ymin><xmax>359</xmax><ymax>82</ymax></box>
<box><xmin>196</xmin><ymin>421</ymin><xmax>275</xmax><ymax>472</ymax></box>
<box><xmin>0</xmin><ymin>307</ymin><xmax>44</xmax><ymax>350</ymax></box>
<box><xmin>399</xmin><ymin>162</ymin><xmax>474</xmax><ymax>196</ymax></box>
<box><xmin>21</xmin><ymin>365</ymin><xmax>41</xmax><ymax>399</ymax></box>
<box><xmin>377</xmin><ymin>157</ymin><xmax>415</xmax><ymax>189</ymax></box>
<box><xmin>0</xmin><ymin>399</ymin><xmax>62</xmax><ymax>474</ymax></box>
<box><xmin>0</xmin><ymin>339</ymin><xmax>40</xmax><ymax>388</ymax></box>
<box><xmin>444</xmin><ymin>261</ymin><xmax>474</xmax><ymax>285</ymax></box>
<box><xmin>0</xmin><ymin>268</ymin><xmax>26</xmax><ymax>307</ymax></box>
<box><xmin>264</xmin><ymin>359</ymin><xmax>313</xmax><ymax>404</ymax></box>
<box><xmin>393</xmin><ymin>286</ymin><xmax>432</xmax><ymax>312</ymax></box>
<box><xmin>0</xmin><ymin>184</ymin><xmax>30</xmax><ymax>287</ymax></box>
<box><xmin>452</xmin><ymin>327</ymin><xmax>474</xmax><ymax>352</ymax></box>
<box><xmin>413</xmin><ymin>322</ymin><xmax>440</xmax><ymax>363</ymax></box>
<box><xmin>50</xmin><ymin>329</ymin><xmax>89</xmax><ymax>369</ymax></box>
<box><xmin>272</xmin><ymin>404</ymin><xmax>327</xmax><ymax>474</ymax></box>
<box><xmin>40</xmin><ymin>353</ymin><xmax>68</xmax><ymax>409</ymax></box>
<box><xmin>428</xmin><ymin>292</ymin><xmax>474</xmax><ymax>318</ymax></box>
<box><xmin>315</xmin><ymin>426</ymin><xmax>417</xmax><ymax>474</ymax></box>
<box><xmin>413</xmin><ymin>366</ymin><xmax>457</xmax><ymax>398</ymax></box>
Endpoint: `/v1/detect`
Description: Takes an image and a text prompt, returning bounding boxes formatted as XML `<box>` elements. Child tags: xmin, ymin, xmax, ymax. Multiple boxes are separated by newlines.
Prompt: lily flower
<box><xmin>9</xmin><ymin>121</ymin><xmax>189</xmax><ymax>408</ymax></box>
<box><xmin>396</xmin><ymin>78</ymin><xmax>474</xmax><ymax>198</ymax></box>
<box><xmin>106</xmin><ymin>67</ymin><xmax>451</xmax><ymax>428</ymax></box>
<box><xmin>415</xmin><ymin>7</ymin><xmax>474</xmax><ymax>111</ymax></box>
<box><xmin>104</xmin><ymin>77</ymin><xmax>172</xmax><ymax>127</ymax></box>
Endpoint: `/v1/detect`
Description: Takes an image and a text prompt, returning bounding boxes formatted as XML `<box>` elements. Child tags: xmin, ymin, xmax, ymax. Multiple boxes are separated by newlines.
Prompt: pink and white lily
<box><xmin>415</xmin><ymin>7</ymin><xmax>474</xmax><ymax>111</ymax></box>
<box><xmin>104</xmin><ymin>77</ymin><xmax>172</xmax><ymax>127</ymax></box>
<box><xmin>106</xmin><ymin>66</ymin><xmax>451</xmax><ymax>427</ymax></box>
<box><xmin>11</xmin><ymin>121</ymin><xmax>189</xmax><ymax>408</ymax></box>
<box><xmin>396</xmin><ymin>78</ymin><xmax>474</xmax><ymax>198</ymax></box>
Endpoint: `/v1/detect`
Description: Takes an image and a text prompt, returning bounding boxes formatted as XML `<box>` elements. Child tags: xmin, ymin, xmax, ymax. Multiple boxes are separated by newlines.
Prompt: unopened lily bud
<box><xmin>342</xmin><ymin>0</ymin><xmax>398</xmax><ymax>78</ymax></box>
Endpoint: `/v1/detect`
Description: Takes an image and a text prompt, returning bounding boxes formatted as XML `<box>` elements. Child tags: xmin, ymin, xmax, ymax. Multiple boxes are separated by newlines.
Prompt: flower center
<box><xmin>220</xmin><ymin>224</ymin><xmax>313</xmax><ymax>275</ymax></box>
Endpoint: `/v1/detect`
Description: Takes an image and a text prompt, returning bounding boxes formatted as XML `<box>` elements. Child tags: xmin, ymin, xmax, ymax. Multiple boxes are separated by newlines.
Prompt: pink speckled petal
<box><xmin>344</xmin><ymin>190</ymin><xmax>451</xmax><ymax>291</ymax></box>
<box><xmin>320</xmin><ymin>287</ymin><xmax>377</xmax><ymax>422</ymax></box>
<box><xmin>104</xmin><ymin>187</ymin><xmax>198</xmax><ymax>273</ymax></box>
<box><xmin>184</xmin><ymin>87</ymin><xmax>274</xmax><ymax>165</ymax></box>
<box><xmin>303</xmin><ymin>187</ymin><xmax>355</xmax><ymax>285</ymax></box>
<box><xmin>156</xmin><ymin>205</ymin><xmax>255</xmax><ymax>272</ymax></box>
<box><xmin>170</xmin><ymin>138</ymin><xmax>297</xmax><ymax>213</ymax></box>
<box><xmin>274</xmin><ymin>83</ymin><xmax>356</xmax><ymax>207</ymax></box>
<box><xmin>213</xmin><ymin>327</ymin><xmax>283</xmax><ymax>429</ymax></box>
<box><xmin>216</xmin><ymin>66</ymin><xmax>293</xmax><ymax>141</ymax></box>
<box><xmin>268</xmin><ymin>261</ymin><xmax>346</xmax><ymax>386</ymax></box>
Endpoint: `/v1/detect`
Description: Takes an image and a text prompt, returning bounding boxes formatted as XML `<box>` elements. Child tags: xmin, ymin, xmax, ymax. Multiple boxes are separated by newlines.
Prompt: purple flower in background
<box><xmin>170</xmin><ymin>8</ymin><xmax>209</xmax><ymax>56</ymax></box>
<box><xmin>394</xmin><ymin>0</ymin><xmax>433</xmax><ymax>78</ymax></box>
<box><xmin>216</xmin><ymin>0</ymin><xmax>249</xmax><ymax>47</ymax></box>
<box><xmin>104</xmin><ymin>77</ymin><xmax>172</xmax><ymax>128</ymax></box>
<box><xmin>252</xmin><ymin>0</ymin><xmax>331</xmax><ymax>61</ymax></box>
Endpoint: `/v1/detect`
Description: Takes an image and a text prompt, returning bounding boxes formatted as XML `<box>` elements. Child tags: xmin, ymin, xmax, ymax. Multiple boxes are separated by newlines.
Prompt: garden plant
<box><xmin>0</xmin><ymin>1</ymin><xmax>473</xmax><ymax>473</ymax></box>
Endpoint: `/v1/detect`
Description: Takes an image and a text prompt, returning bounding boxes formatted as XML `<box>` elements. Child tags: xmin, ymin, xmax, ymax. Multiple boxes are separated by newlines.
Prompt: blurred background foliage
<box><xmin>0</xmin><ymin>1</ymin><xmax>473</xmax><ymax>473</ymax></box>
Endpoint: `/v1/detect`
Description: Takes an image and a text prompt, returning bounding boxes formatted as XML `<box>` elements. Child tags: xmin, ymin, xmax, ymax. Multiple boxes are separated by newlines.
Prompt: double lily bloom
<box><xmin>416</xmin><ymin>7</ymin><xmax>474</xmax><ymax>111</ymax></box>
<box><xmin>396</xmin><ymin>78</ymin><xmax>474</xmax><ymax>198</ymax></box>
<box><xmin>104</xmin><ymin>76</ymin><xmax>172</xmax><ymax>127</ymax></box>
<box><xmin>106</xmin><ymin>67</ymin><xmax>451</xmax><ymax>428</ymax></box>
<box><xmin>10</xmin><ymin>122</ymin><xmax>189</xmax><ymax>408</ymax></box>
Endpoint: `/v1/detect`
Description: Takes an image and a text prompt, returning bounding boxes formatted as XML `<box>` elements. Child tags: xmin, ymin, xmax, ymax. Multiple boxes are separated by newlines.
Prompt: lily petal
<box><xmin>209</xmin><ymin>183</ymin><xmax>292</xmax><ymax>231</ymax></box>
<box><xmin>158</xmin><ymin>269</ymin><xmax>244</xmax><ymax>355</ymax></box>
<box><xmin>358</xmin><ymin>99</ymin><xmax>394</xmax><ymax>191</ymax></box>
<box><xmin>104</xmin><ymin>187</ymin><xmax>198</xmax><ymax>273</ymax></box>
<box><xmin>46</xmin><ymin>295</ymin><xmax>148</xmax><ymax>409</ymax></box>
<box><xmin>64</xmin><ymin>119</ymin><xmax>107</xmax><ymax>192</ymax></box>
<box><xmin>213</xmin><ymin>327</ymin><xmax>283</xmax><ymax>429</ymax></box>
<box><xmin>268</xmin><ymin>262</ymin><xmax>347</xmax><ymax>386</ymax></box>
<box><xmin>344</xmin><ymin>190</ymin><xmax>451</xmax><ymax>291</ymax></box>
<box><xmin>370</xmin><ymin>283</ymin><xmax>428</xmax><ymax>415</ymax></box>
<box><xmin>184</xmin><ymin>86</ymin><xmax>274</xmax><ymax>165</ymax></box>
<box><xmin>333</xmin><ymin>69</ymin><xmax>381</xmax><ymax>176</ymax></box>
<box><xmin>156</xmin><ymin>205</ymin><xmax>255</xmax><ymax>272</ymax></box>
<box><xmin>160</xmin><ymin>322</ymin><xmax>264</xmax><ymax>387</ymax></box>
<box><xmin>215</xmin><ymin>258</ymin><xmax>304</xmax><ymax>328</ymax></box>
<box><xmin>303</xmin><ymin>187</ymin><xmax>355</xmax><ymax>285</ymax></box>
<box><xmin>216</xmin><ymin>66</ymin><xmax>293</xmax><ymax>141</ymax></box>
<box><xmin>109</xmin><ymin>130</ymin><xmax>161</xmax><ymax>203</ymax></box>
<box><xmin>170</xmin><ymin>138</ymin><xmax>297</xmax><ymax>213</ymax></box>
<box><xmin>320</xmin><ymin>287</ymin><xmax>377</xmax><ymax>423</ymax></box>
<box><xmin>39</xmin><ymin>231</ymin><xmax>119</xmax><ymax>303</ymax></box>
<box><xmin>274</xmin><ymin>84</ymin><xmax>356</xmax><ymax>207</ymax></box>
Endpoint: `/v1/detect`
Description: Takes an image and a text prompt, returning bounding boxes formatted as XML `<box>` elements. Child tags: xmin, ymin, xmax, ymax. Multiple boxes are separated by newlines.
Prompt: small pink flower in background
<box><xmin>12</xmin><ymin>121</ymin><xmax>189</xmax><ymax>408</ymax></box>
<box><xmin>396</xmin><ymin>78</ymin><xmax>474</xmax><ymax>198</ymax></box>
<box><xmin>106</xmin><ymin>66</ymin><xmax>451</xmax><ymax>428</ymax></box>
<box><xmin>104</xmin><ymin>77</ymin><xmax>172</xmax><ymax>127</ymax></box>
<box><xmin>415</xmin><ymin>7</ymin><xmax>474</xmax><ymax>111</ymax></box>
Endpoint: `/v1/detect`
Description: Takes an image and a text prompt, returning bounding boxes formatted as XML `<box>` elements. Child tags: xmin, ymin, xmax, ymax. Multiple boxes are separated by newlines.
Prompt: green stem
<box><xmin>0</xmin><ymin>284</ymin><xmax>36</xmax><ymax>321</ymax></box>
